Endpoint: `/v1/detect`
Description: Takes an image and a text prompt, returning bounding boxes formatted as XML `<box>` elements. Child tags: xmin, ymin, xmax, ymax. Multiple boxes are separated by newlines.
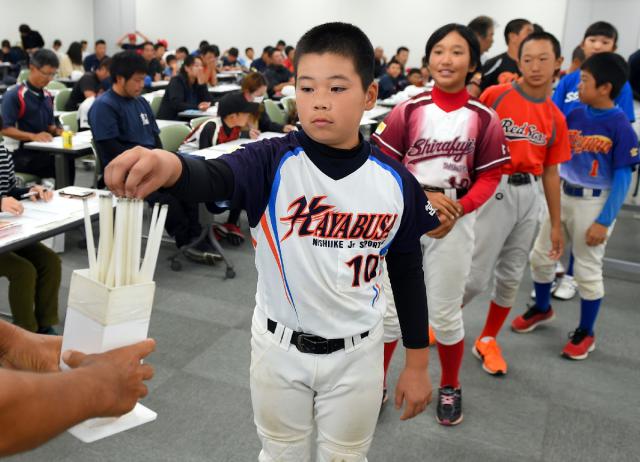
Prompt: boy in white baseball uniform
<box><xmin>104</xmin><ymin>22</ymin><xmax>440</xmax><ymax>462</ymax></box>
<box><xmin>512</xmin><ymin>52</ymin><xmax>639</xmax><ymax>360</ymax></box>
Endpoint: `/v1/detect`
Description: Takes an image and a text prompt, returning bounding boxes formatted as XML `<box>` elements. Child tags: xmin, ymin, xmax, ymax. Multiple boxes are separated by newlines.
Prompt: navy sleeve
<box><xmin>219</xmin><ymin>135</ymin><xmax>294</xmax><ymax>227</ymax></box>
<box><xmin>388</xmin><ymin>171</ymin><xmax>440</xmax><ymax>254</ymax></box>
<box><xmin>1</xmin><ymin>90</ymin><xmax>19</xmax><ymax>128</ymax></box>
<box><xmin>88</xmin><ymin>100</ymin><xmax>121</xmax><ymax>141</ymax></box>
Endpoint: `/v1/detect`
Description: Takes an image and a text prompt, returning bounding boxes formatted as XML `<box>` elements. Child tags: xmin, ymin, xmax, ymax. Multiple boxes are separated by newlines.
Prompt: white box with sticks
<box><xmin>60</xmin><ymin>195</ymin><xmax>168</xmax><ymax>443</ymax></box>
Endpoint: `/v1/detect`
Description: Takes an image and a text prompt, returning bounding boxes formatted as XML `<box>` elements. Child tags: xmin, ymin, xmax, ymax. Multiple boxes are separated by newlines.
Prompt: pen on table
<box><xmin>20</xmin><ymin>189</ymin><xmax>47</xmax><ymax>199</ymax></box>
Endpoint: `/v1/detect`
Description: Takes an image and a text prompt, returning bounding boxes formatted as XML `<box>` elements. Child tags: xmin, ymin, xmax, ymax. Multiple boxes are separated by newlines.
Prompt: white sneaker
<box><xmin>530</xmin><ymin>279</ymin><xmax>558</xmax><ymax>299</ymax></box>
<box><xmin>553</xmin><ymin>275</ymin><xmax>577</xmax><ymax>300</ymax></box>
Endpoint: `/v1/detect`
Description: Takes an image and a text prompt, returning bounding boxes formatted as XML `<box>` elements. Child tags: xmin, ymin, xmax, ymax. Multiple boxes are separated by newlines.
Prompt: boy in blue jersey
<box><xmin>546</xmin><ymin>21</ymin><xmax>634</xmax><ymax>301</ymax></box>
<box><xmin>104</xmin><ymin>22</ymin><xmax>439</xmax><ymax>460</ymax></box>
<box><xmin>553</xmin><ymin>21</ymin><xmax>634</xmax><ymax>122</ymax></box>
<box><xmin>513</xmin><ymin>53</ymin><xmax>639</xmax><ymax>360</ymax></box>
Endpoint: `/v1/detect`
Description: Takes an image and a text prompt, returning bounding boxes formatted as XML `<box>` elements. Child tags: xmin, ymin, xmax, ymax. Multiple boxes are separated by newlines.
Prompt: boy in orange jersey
<box><xmin>462</xmin><ymin>32</ymin><xmax>571</xmax><ymax>375</ymax></box>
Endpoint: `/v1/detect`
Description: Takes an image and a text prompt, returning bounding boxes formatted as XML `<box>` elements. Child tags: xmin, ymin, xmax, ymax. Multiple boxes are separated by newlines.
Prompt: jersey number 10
<box><xmin>346</xmin><ymin>254</ymin><xmax>380</xmax><ymax>287</ymax></box>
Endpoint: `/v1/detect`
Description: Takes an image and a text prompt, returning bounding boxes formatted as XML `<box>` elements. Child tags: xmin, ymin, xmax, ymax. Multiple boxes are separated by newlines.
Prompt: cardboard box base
<box><xmin>68</xmin><ymin>403</ymin><xmax>157</xmax><ymax>443</ymax></box>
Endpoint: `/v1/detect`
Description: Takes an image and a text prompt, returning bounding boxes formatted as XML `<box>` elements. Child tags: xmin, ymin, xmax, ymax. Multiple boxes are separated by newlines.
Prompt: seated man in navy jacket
<box><xmin>0</xmin><ymin>49</ymin><xmax>73</xmax><ymax>183</ymax></box>
<box><xmin>89</xmin><ymin>51</ymin><xmax>209</xmax><ymax>255</ymax></box>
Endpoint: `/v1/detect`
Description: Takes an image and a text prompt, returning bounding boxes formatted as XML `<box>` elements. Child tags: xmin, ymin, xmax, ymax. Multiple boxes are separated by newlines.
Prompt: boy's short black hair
<box><xmin>2</xmin><ymin>40</ymin><xmax>10</xmax><ymax>49</ymax></box>
<box><xmin>141</xmin><ymin>41</ymin><xmax>154</xmax><ymax>49</ymax></box>
<box><xmin>202</xmin><ymin>45</ymin><xmax>219</xmax><ymax>57</ymax></box>
<box><xmin>277</xmin><ymin>40</ymin><xmax>286</xmax><ymax>47</ymax></box>
<box><xmin>165</xmin><ymin>54</ymin><xmax>176</xmax><ymax>63</ymax></box>
<box><xmin>262</xmin><ymin>45</ymin><xmax>274</xmax><ymax>55</ymax></box>
<box><xmin>572</xmin><ymin>45</ymin><xmax>585</xmax><ymax>63</ymax></box>
<box><xmin>153</xmin><ymin>42</ymin><xmax>165</xmax><ymax>51</ymax></box>
<box><xmin>294</xmin><ymin>22</ymin><xmax>375</xmax><ymax>91</ymax></box>
<box><xmin>407</xmin><ymin>68</ymin><xmax>421</xmax><ymax>76</ymax></box>
<box><xmin>30</xmin><ymin>49</ymin><xmax>59</xmax><ymax>69</ymax></box>
<box><xmin>110</xmin><ymin>51</ymin><xmax>148</xmax><ymax>81</ymax></box>
<box><xmin>19</xmin><ymin>24</ymin><xmax>31</xmax><ymax>34</ymax></box>
<box><xmin>81</xmin><ymin>40</ymin><xmax>88</xmax><ymax>46</ymax></box>
<box><xmin>245</xmin><ymin>47</ymin><xmax>253</xmax><ymax>53</ymax></box>
<box><xmin>581</xmin><ymin>52</ymin><xmax>629</xmax><ymax>99</ymax></box>
<box><xmin>425</xmin><ymin>23</ymin><xmax>481</xmax><ymax>84</ymax></box>
<box><xmin>584</xmin><ymin>21</ymin><xmax>618</xmax><ymax>45</ymax></box>
<box><xmin>396</xmin><ymin>46</ymin><xmax>409</xmax><ymax>55</ymax></box>
<box><xmin>285</xmin><ymin>45</ymin><xmax>294</xmax><ymax>55</ymax></box>
<box><xmin>228</xmin><ymin>47</ymin><xmax>239</xmax><ymax>57</ymax></box>
<box><xmin>177</xmin><ymin>46</ymin><xmax>189</xmax><ymax>55</ymax></box>
<box><xmin>95</xmin><ymin>39</ymin><xmax>106</xmax><ymax>46</ymax></box>
<box><xmin>532</xmin><ymin>23</ymin><xmax>545</xmax><ymax>34</ymax></box>
<box><xmin>199</xmin><ymin>40</ymin><xmax>209</xmax><ymax>49</ymax></box>
<box><xmin>518</xmin><ymin>31</ymin><xmax>561</xmax><ymax>59</ymax></box>
<box><xmin>387</xmin><ymin>60</ymin><xmax>401</xmax><ymax>69</ymax></box>
<box><xmin>504</xmin><ymin>19</ymin><xmax>532</xmax><ymax>45</ymax></box>
<box><xmin>53</xmin><ymin>39</ymin><xmax>62</xmax><ymax>47</ymax></box>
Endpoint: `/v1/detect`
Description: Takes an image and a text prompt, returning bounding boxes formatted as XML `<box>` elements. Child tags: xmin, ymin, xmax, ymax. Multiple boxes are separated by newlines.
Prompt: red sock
<box><xmin>383</xmin><ymin>340</ymin><xmax>399</xmax><ymax>388</ymax></box>
<box><xmin>480</xmin><ymin>301</ymin><xmax>511</xmax><ymax>339</ymax></box>
<box><xmin>437</xmin><ymin>339</ymin><xmax>464</xmax><ymax>388</ymax></box>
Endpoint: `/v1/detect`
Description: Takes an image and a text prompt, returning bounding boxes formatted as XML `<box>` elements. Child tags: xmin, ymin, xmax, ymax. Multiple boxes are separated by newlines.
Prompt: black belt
<box><xmin>507</xmin><ymin>173</ymin><xmax>537</xmax><ymax>185</ymax></box>
<box><xmin>562</xmin><ymin>182</ymin><xmax>602</xmax><ymax>197</ymax></box>
<box><xmin>423</xmin><ymin>186</ymin><xmax>468</xmax><ymax>199</ymax></box>
<box><xmin>267</xmin><ymin>318</ymin><xmax>369</xmax><ymax>354</ymax></box>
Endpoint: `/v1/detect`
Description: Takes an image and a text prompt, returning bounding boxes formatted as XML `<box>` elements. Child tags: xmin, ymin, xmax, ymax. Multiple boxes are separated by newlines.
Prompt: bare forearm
<box><xmin>405</xmin><ymin>347</ymin><xmax>429</xmax><ymax>370</ymax></box>
<box><xmin>0</xmin><ymin>369</ymin><xmax>104</xmax><ymax>456</ymax></box>
<box><xmin>1</xmin><ymin>127</ymin><xmax>35</xmax><ymax>142</ymax></box>
<box><xmin>542</xmin><ymin>165</ymin><xmax>562</xmax><ymax>228</ymax></box>
<box><xmin>0</xmin><ymin>320</ymin><xmax>18</xmax><ymax>358</ymax></box>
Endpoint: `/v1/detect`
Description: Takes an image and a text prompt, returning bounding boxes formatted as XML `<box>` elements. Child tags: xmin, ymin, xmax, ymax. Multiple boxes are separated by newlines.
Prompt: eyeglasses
<box><xmin>35</xmin><ymin>67</ymin><xmax>57</xmax><ymax>78</ymax></box>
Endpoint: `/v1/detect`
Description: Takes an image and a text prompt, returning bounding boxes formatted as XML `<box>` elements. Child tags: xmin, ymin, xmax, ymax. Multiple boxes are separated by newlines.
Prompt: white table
<box><xmin>23</xmin><ymin>131</ymin><xmax>94</xmax><ymax>187</ymax></box>
<box><xmin>156</xmin><ymin>119</ymin><xmax>188</xmax><ymax>129</ymax></box>
<box><xmin>150</xmin><ymin>80</ymin><xmax>169</xmax><ymax>89</ymax></box>
<box><xmin>364</xmin><ymin>105</ymin><xmax>391</xmax><ymax>120</ymax></box>
<box><xmin>178</xmin><ymin>105</ymin><xmax>218</xmax><ymax>120</ymax></box>
<box><xmin>0</xmin><ymin>188</ymin><xmax>107</xmax><ymax>254</ymax></box>
<box><xmin>188</xmin><ymin>131</ymin><xmax>286</xmax><ymax>160</ymax></box>
<box><xmin>208</xmin><ymin>83</ymin><xmax>241</xmax><ymax>94</ymax></box>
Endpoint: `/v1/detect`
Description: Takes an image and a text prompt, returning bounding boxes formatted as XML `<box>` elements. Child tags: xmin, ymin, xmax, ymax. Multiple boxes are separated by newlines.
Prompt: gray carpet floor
<box><xmin>2</xmin><ymin>167</ymin><xmax>640</xmax><ymax>462</ymax></box>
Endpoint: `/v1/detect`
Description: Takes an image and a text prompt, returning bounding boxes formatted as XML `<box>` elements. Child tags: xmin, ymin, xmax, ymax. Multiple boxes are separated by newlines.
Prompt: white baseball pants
<box><xmin>530</xmin><ymin>192</ymin><xmax>613</xmax><ymax>300</ymax></box>
<box><xmin>250</xmin><ymin>309</ymin><xmax>383</xmax><ymax>462</ymax></box>
<box><xmin>383</xmin><ymin>213</ymin><xmax>475</xmax><ymax>346</ymax></box>
<box><xmin>464</xmin><ymin>175</ymin><xmax>543</xmax><ymax>308</ymax></box>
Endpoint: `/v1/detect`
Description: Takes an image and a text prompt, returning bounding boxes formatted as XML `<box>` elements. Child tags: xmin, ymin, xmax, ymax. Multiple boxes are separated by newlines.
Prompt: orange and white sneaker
<box><xmin>428</xmin><ymin>325</ymin><xmax>437</xmax><ymax>346</ymax></box>
<box><xmin>472</xmin><ymin>337</ymin><xmax>507</xmax><ymax>375</ymax></box>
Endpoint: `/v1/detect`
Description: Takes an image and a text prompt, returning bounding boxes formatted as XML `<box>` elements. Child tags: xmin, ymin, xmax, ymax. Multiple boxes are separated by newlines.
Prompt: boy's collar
<box><xmin>296</xmin><ymin>129</ymin><xmax>365</xmax><ymax>159</ymax></box>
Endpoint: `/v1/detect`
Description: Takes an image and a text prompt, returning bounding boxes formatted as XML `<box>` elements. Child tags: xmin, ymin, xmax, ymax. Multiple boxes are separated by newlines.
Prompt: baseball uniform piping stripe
<box><xmin>268</xmin><ymin>147</ymin><xmax>304</xmax><ymax>312</ymax></box>
<box><xmin>371</xmin><ymin>283</ymin><xmax>381</xmax><ymax>306</ymax></box>
<box><xmin>368</xmin><ymin>155</ymin><xmax>403</xmax><ymax>257</ymax></box>
<box><xmin>260</xmin><ymin>214</ymin><xmax>293</xmax><ymax>307</ymax></box>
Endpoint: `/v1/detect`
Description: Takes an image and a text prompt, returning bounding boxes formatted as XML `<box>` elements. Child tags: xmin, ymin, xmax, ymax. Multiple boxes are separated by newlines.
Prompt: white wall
<box><xmin>563</xmin><ymin>0</ymin><xmax>640</xmax><ymax>60</ymax></box>
<box><xmin>135</xmin><ymin>0</ymin><xmax>568</xmax><ymax>67</ymax></box>
<box><xmin>93</xmin><ymin>0</ymin><xmax>137</xmax><ymax>55</ymax></box>
<box><xmin>4</xmin><ymin>0</ymin><xmax>640</xmax><ymax>68</ymax></box>
<box><xmin>0</xmin><ymin>0</ymin><xmax>94</xmax><ymax>51</ymax></box>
